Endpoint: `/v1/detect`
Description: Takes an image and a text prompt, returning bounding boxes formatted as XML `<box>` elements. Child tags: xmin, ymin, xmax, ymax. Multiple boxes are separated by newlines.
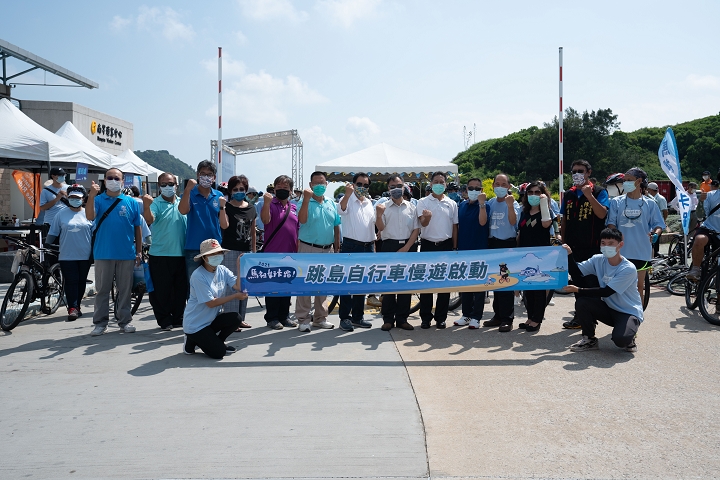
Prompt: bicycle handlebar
<box><xmin>0</xmin><ymin>235</ymin><xmax>58</xmax><ymax>253</ymax></box>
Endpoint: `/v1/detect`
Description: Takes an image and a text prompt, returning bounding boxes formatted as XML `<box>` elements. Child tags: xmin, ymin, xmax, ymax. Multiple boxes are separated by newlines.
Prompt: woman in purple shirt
<box><xmin>260</xmin><ymin>175</ymin><xmax>300</xmax><ymax>329</ymax></box>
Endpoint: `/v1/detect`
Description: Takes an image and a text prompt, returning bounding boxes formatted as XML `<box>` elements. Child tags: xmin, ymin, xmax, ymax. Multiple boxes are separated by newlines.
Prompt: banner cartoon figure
<box><xmin>240</xmin><ymin>246</ymin><xmax>568</xmax><ymax>297</ymax></box>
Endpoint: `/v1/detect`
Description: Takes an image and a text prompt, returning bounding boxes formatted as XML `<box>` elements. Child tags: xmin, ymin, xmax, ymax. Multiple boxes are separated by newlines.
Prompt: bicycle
<box><xmin>1</xmin><ymin>236</ymin><xmax>64</xmax><ymax>331</ymax></box>
<box><xmin>110</xmin><ymin>243</ymin><xmax>149</xmax><ymax>320</ymax></box>
<box><xmin>686</xmin><ymin>231</ymin><xmax>720</xmax><ymax>318</ymax></box>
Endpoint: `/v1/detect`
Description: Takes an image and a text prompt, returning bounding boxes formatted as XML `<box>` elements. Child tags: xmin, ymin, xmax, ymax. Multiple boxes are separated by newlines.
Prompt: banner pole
<box><xmin>217</xmin><ymin>46</ymin><xmax>223</xmax><ymax>184</ymax></box>
<box><xmin>559</xmin><ymin>47</ymin><xmax>564</xmax><ymax>203</ymax></box>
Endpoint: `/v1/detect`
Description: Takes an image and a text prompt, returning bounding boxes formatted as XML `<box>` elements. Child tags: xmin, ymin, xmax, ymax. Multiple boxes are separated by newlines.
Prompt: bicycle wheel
<box><xmin>408</xmin><ymin>293</ymin><xmax>422</xmax><ymax>314</ymax></box>
<box><xmin>667</xmin><ymin>235</ymin><xmax>683</xmax><ymax>262</ymax></box>
<box><xmin>448</xmin><ymin>291</ymin><xmax>462</xmax><ymax>311</ymax></box>
<box><xmin>41</xmin><ymin>263</ymin><xmax>64</xmax><ymax>315</ymax></box>
<box><xmin>327</xmin><ymin>295</ymin><xmax>339</xmax><ymax>314</ymax></box>
<box><xmin>686</xmin><ymin>278</ymin><xmax>700</xmax><ymax>310</ymax></box>
<box><xmin>666</xmin><ymin>272</ymin><xmax>688</xmax><ymax>296</ymax></box>
<box><xmin>1</xmin><ymin>272</ymin><xmax>34</xmax><ymax>331</ymax></box>
<box><xmin>131</xmin><ymin>284</ymin><xmax>145</xmax><ymax>315</ymax></box>
<box><xmin>698</xmin><ymin>269</ymin><xmax>720</xmax><ymax>326</ymax></box>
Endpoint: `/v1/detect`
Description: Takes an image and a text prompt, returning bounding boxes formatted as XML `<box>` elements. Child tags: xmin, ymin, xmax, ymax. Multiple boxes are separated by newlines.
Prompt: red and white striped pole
<box><xmin>558</xmin><ymin>46</ymin><xmax>564</xmax><ymax>202</ymax></box>
<box><xmin>217</xmin><ymin>46</ymin><xmax>223</xmax><ymax>184</ymax></box>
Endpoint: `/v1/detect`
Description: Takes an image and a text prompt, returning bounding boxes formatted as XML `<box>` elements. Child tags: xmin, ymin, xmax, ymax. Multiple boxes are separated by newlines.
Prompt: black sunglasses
<box><xmin>526</xmin><ymin>190</ymin><xmax>542</xmax><ymax>195</ymax></box>
<box><xmin>159</xmin><ymin>182</ymin><xmax>175</xmax><ymax>187</ymax></box>
<box><xmin>356</xmin><ymin>182</ymin><xmax>370</xmax><ymax>188</ymax></box>
<box><xmin>467</xmin><ymin>186</ymin><xmax>482</xmax><ymax>191</ymax></box>
<box><xmin>388</xmin><ymin>184</ymin><xmax>403</xmax><ymax>189</ymax></box>
<box><xmin>106</xmin><ymin>176</ymin><xmax>122</xmax><ymax>181</ymax></box>
<box><xmin>571</xmin><ymin>170</ymin><xmax>586</xmax><ymax>175</ymax></box>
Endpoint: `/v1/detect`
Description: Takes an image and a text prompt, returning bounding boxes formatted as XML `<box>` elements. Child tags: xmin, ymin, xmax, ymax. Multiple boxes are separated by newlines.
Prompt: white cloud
<box><xmin>346</xmin><ymin>116</ymin><xmax>381</xmax><ymax>145</ymax></box>
<box><xmin>302</xmin><ymin>126</ymin><xmax>344</xmax><ymax>156</ymax></box>
<box><xmin>204</xmin><ymin>55</ymin><xmax>327</xmax><ymax>125</ymax></box>
<box><xmin>233</xmin><ymin>30</ymin><xmax>248</xmax><ymax>45</ymax></box>
<box><xmin>315</xmin><ymin>0</ymin><xmax>382</xmax><ymax>27</ymax></box>
<box><xmin>238</xmin><ymin>0</ymin><xmax>308</xmax><ymax>21</ymax></box>
<box><xmin>109</xmin><ymin>6</ymin><xmax>195</xmax><ymax>41</ymax></box>
<box><xmin>685</xmin><ymin>74</ymin><xmax>720</xmax><ymax>90</ymax></box>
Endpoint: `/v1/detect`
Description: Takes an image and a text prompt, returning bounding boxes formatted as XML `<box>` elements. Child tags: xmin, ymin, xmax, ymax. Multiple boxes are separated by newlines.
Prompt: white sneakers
<box><xmin>454</xmin><ymin>317</ymin><xmax>471</xmax><ymax>326</ymax></box>
<box><xmin>119</xmin><ymin>324</ymin><xmax>136</xmax><ymax>333</ymax></box>
<box><xmin>298</xmin><ymin>323</ymin><xmax>312</xmax><ymax>332</ymax></box>
<box><xmin>311</xmin><ymin>320</ymin><xmax>335</xmax><ymax>329</ymax></box>
<box><xmin>468</xmin><ymin>319</ymin><xmax>480</xmax><ymax>329</ymax></box>
<box><xmin>454</xmin><ymin>317</ymin><xmax>480</xmax><ymax>329</ymax></box>
<box><xmin>90</xmin><ymin>325</ymin><xmax>107</xmax><ymax>336</ymax></box>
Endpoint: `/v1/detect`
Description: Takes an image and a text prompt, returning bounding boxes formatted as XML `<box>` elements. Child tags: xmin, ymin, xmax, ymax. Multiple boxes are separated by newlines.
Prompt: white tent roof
<box><xmin>116</xmin><ymin>149</ymin><xmax>152</xmax><ymax>176</ymax></box>
<box><xmin>0</xmin><ymin>98</ymin><xmax>111</xmax><ymax>170</ymax></box>
<box><xmin>315</xmin><ymin>143</ymin><xmax>458</xmax><ymax>182</ymax></box>
<box><xmin>55</xmin><ymin>120</ymin><xmax>117</xmax><ymax>167</ymax></box>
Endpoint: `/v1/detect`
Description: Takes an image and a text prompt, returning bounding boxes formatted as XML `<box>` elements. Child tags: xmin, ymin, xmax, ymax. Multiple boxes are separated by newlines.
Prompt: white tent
<box><xmin>55</xmin><ymin>120</ymin><xmax>116</xmax><ymax>169</ymax></box>
<box><xmin>315</xmin><ymin>143</ymin><xmax>458</xmax><ymax>182</ymax></box>
<box><xmin>116</xmin><ymin>149</ymin><xmax>164</xmax><ymax>180</ymax></box>
<box><xmin>0</xmin><ymin>98</ymin><xmax>111</xmax><ymax>170</ymax></box>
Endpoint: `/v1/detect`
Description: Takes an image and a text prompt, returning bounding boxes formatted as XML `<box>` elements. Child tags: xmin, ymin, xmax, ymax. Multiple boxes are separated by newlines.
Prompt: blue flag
<box><xmin>658</xmin><ymin>127</ymin><xmax>690</xmax><ymax>234</ymax></box>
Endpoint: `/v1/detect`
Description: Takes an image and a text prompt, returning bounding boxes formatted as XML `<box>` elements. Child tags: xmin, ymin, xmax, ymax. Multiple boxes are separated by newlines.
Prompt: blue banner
<box><xmin>658</xmin><ymin>127</ymin><xmax>690</xmax><ymax>234</ymax></box>
<box><xmin>240</xmin><ymin>246</ymin><xmax>568</xmax><ymax>296</ymax></box>
<box><xmin>75</xmin><ymin>163</ymin><xmax>88</xmax><ymax>181</ymax></box>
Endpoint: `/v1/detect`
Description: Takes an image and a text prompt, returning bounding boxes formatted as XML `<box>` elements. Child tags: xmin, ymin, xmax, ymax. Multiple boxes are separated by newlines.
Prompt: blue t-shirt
<box><xmin>185</xmin><ymin>186</ymin><xmax>223</xmax><ymax>251</ymax></box>
<box><xmin>183</xmin><ymin>265</ymin><xmax>237</xmax><ymax>334</ymax></box>
<box><xmin>560</xmin><ymin>187</ymin><xmax>610</xmax><ymax>214</ymax></box>
<box><xmin>49</xmin><ymin>208</ymin><xmax>93</xmax><ymax>261</ymax></box>
<box><xmin>38</xmin><ymin>185</ymin><xmax>67</xmax><ymax>225</ymax></box>
<box><xmin>607</xmin><ymin>195</ymin><xmax>666</xmax><ymax>261</ymax></box>
<box><xmin>458</xmin><ymin>200</ymin><xmax>490</xmax><ymax>250</ymax></box>
<box><xmin>488</xmin><ymin>197</ymin><xmax>521</xmax><ymax>240</ymax></box>
<box><xmin>578</xmin><ymin>254</ymin><xmax>644</xmax><ymax>322</ymax></box>
<box><xmin>702</xmin><ymin>190</ymin><xmax>720</xmax><ymax>232</ymax></box>
<box><xmin>297</xmin><ymin>197</ymin><xmax>341</xmax><ymax>246</ymax></box>
<box><xmin>92</xmin><ymin>193</ymin><xmax>142</xmax><ymax>261</ymax></box>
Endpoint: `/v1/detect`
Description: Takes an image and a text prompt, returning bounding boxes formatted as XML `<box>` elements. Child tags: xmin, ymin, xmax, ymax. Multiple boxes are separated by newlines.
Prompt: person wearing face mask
<box><xmin>561</xmin><ymin>228</ymin><xmax>642</xmax><ymax>353</ymax></box>
<box><xmin>46</xmin><ymin>185</ymin><xmax>92</xmax><ymax>322</ymax></box>
<box><xmin>86</xmin><ymin>168</ymin><xmax>143</xmax><ymax>336</ymax></box>
<box><xmin>482</xmin><ymin>173</ymin><xmax>521</xmax><ymax>332</ymax></box>
<box><xmin>559</xmin><ymin>159</ymin><xmax>610</xmax><ymax>329</ymax></box>
<box><xmin>700</xmin><ymin>171</ymin><xmax>712</xmax><ymax>194</ymax></box>
<box><xmin>337</xmin><ymin>173</ymin><xmax>377</xmax><ymax>331</ymax></box>
<box><xmin>141</xmin><ymin>172</ymin><xmax>188</xmax><ymax>331</ymax></box>
<box><xmin>294</xmin><ymin>171</ymin><xmax>341</xmax><ymax>331</ymax></box>
<box><xmin>453</xmin><ymin>177</ymin><xmax>490</xmax><ymax>329</ymax></box>
<box><xmin>220</xmin><ymin>174</ymin><xmax>257</xmax><ymax>330</ymax></box>
<box><xmin>376</xmin><ymin>175</ymin><xmax>420</xmax><ymax>331</ymax></box>
<box><xmin>515</xmin><ymin>182</ymin><xmax>554</xmax><ymax>332</ymax></box>
<box><xmin>261</xmin><ymin>175</ymin><xmax>300</xmax><ymax>330</ymax></box>
<box><xmin>606</xmin><ymin>168</ymin><xmax>665</xmax><ymax>307</ymax></box>
<box><xmin>38</xmin><ymin>167</ymin><xmax>68</xmax><ymax>230</ymax></box>
<box><xmin>179</xmin><ymin>160</ymin><xmax>229</xmax><ymax>289</ymax></box>
<box><xmin>183</xmin><ymin>239</ymin><xmax>247</xmax><ymax>358</ymax></box>
<box><xmin>416</xmin><ymin>171</ymin><xmax>459</xmax><ymax>329</ymax></box>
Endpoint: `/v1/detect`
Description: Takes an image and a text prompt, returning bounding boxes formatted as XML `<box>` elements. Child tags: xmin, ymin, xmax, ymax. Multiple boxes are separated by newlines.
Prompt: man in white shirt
<box><xmin>376</xmin><ymin>175</ymin><xmax>420</xmax><ymax>331</ymax></box>
<box><xmin>416</xmin><ymin>171</ymin><xmax>459</xmax><ymax>329</ymax></box>
<box><xmin>337</xmin><ymin>173</ymin><xmax>376</xmax><ymax>332</ymax></box>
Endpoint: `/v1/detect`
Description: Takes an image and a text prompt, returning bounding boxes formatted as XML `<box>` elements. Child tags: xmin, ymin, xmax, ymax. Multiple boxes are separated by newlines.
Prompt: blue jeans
<box><xmin>339</xmin><ymin>237</ymin><xmax>375</xmax><ymax>321</ymax></box>
<box><xmin>461</xmin><ymin>291</ymin><xmax>486</xmax><ymax>320</ymax></box>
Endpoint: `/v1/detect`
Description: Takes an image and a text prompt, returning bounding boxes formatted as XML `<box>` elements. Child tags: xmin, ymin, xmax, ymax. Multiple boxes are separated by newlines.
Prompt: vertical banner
<box><xmin>12</xmin><ymin>170</ymin><xmax>41</xmax><ymax>218</ymax></box>
<box><xmin>75</xmin><ymin>162</ymin><xmax>88</xmax><ymax>181</ymax></box>
<box><xmin>658</xmin><ymin>127</ymin><xmax>690</xmax><ymax>234</ymax></box>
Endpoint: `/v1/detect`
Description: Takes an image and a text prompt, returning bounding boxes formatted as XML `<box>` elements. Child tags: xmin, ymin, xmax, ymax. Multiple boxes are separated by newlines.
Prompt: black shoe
<box><xmin>483</xmin><ymin>318</ymin><xmax>503</xmax><ymax>327</ymax></box>
<box><xmin>267</xmin><ymin>320</ymin><xmax>284</xmax><ymax>330</ymax></box>
<box><xmin>498</xmin><ymin>322</ymin><xmax>513</xmax><ymax>332</ymax></box>
<box><xmin>436</xmin><ymin>321</ymin><xmax>446</xmax><ymax>329</ymax></box>
<box><xmin>562</xmin><ymin>320</ymin><xmax>581</xmax><ymax>329</ymax></box>
<box><xmin>420</xmin><ymin>322</ymin><xmax>431</xmax><ymax>329</ymax></box>
<box><xmin>381</xmin><ymin>323</ymin><xmax>393</xmax><ymax>331</ymax></box>
<box><xmin>518</xmin><ymin>322</ymin><xmax>529</xmax><ymax>329</ymax></box>
<box><xmin>225</xmin><ymin>345</ymin><xmax>237</xmax><ymax>353</ymax></box>
<box><xmin>525</xmin><ymin>323</ymin><xmax>541</xmax><ymax>332</ymax></box>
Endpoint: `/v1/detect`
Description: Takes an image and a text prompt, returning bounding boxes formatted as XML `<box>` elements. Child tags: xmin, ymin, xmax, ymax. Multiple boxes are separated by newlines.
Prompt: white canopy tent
<box><xmin>315</xmin><ymin>143</ymin><xmax>458</xmax><ymax>183</ymax></box>
<box><xmin>55</xmin><ymin>120</ymin><xmax>116</xmax><ymax>169</ymax></box>
<box><xmin>117</xmin><ymin>149</ymin><xmax>164</xmax><ymax>180</ymax></box>
<box><xmin>0</xmin><ymin>98</ymin><xmax>111</xmax><ymax>171</ymax></box>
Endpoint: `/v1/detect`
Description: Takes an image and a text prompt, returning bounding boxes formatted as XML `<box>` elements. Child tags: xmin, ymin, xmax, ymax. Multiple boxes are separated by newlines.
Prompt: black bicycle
<box><xmin>1</xmin><ymin>236</ymin><xmax>64</xmax><ymax>331</ymax></box>
<box><xmin>109</xmin><ymin>243</ymin><xmax>150</xmax><ymax>320</ymax></box>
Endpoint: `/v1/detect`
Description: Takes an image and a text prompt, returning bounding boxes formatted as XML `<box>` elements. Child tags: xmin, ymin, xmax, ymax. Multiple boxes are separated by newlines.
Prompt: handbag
<box><xmin>258</xmin><ymin>202</ymin><xmax>291</xmax><ymax>252</ymax></box>
<box><xmin>90</xmin><ymin>198</ymin><xmax>122</xmax><ymax>264</ymax></box>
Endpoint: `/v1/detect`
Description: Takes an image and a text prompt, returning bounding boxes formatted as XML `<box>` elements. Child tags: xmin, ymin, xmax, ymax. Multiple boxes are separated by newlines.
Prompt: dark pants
<box><xmin>265</xmin><ymin>296</ymin><xmax>291</xmax><ymax>323</ymax></box>
<box><xmin>59</xmin><ymin>260</ymin><xmax>91</xmax><ymax>310</ymax></box>
<box><xmin>381</xmin><ymin>239</ymin><xmax>411</xmax><ymax>325</ymax></box>
<box><xmin>571</xmin><ymin>247</ymin><xmax>599</xmax><ymax>263</ymax></box>
<box><xmin>489</xmin><ymin>237</ymin><xmax>517</xmax><ymax>323</ymax></box>
<box><xmin>419</xmin><ymin>238</ymin><xmax>453</xmax><ymax>324</ymax></box>
<box><xmin>339</xmin><ymin>237</ymin><xmax>375</xmax><ymax>321</ymax></box>
<box><xmin>461</xmin><ymin>291</ymin><xmax>486</xmax><ymax>320</ymax></box>
<box><xmin>148</xmin><ymin>255</ymin><xmax>188</xmax><ymax>328</ymax></box>
<box><xmin>185</xmin><ymin>312</ymin><xmax>241</xmax><ymax>359</ymax></box>
<box><xmin>524</xmin><ymin>290</ymin><xmax>547</xmax><ymax>323</ymax></box>
<box><xmin>574</xmin><ymin>296</ymin><xmax>640</xmax><ymax>348</ymax></box>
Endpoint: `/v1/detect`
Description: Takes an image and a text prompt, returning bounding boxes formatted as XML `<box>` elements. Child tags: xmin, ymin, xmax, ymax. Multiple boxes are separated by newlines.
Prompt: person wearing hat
<box><xmin>38</xmin><ymin>166</ymin><xmax>68</xmax><ymax>228</ymax></box>
<box><xmin>246</xmin><ymin>186</ymin><xmax>259</xmax><ymax>206</ymax></box>
<box><xmin>183</xmin><ymin>239</ymin><xmax>247</xmax><ymax>358</ymax></box>
<box><xmin>606</xmin><ymin>167</ymin><xmax>665</xmax><ymax>306</ymax></box>
<box><xmin>700</xmin><ymin>171</ymin><xmax>713</xmax><ymax>193</ymax></box>
<box><xmin>646</xmin><ymin>182</ymin><xmax>668</xmax><ymax>257</ymax></box>
<box><xmin>46</xmin><ymin>184</ymin><xmax>93</xmax><ymax>322</ymax></box>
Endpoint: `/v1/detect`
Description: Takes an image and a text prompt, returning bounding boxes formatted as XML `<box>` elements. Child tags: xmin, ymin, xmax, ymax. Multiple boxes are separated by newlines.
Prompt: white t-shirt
<box><xmin>416</xmin><ymin>194</ymin><xmax>458</xmax><ymax>242</ymax></box>
<box><xmin>338</xmin><ymin>193</ymin><xmax>376</xmax><ymax>242</ymax></box>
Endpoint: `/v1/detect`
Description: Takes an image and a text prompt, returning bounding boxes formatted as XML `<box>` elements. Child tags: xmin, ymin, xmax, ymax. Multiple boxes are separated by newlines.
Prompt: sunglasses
<box><xmin>356</xmin><ymin>182</ymin><xmax>370</xmax><ymax>188</ymax></box>
<box><xmin>159</xmin><ymin>182</ymin><xmax>175</xmax><ymax>187</ymax></box>
<box><xmin>467</xmin><ymin>186</ymin><xmax>482</xmax><ymax>191</ymax></box>
<box><xmin>106</xmin><ymin>176</ymin><xmax>122</xmax><ymax>181</ymax></box>
<box><xmin>571</xmin><ymin>170</ymin><xmax>586</xmax><ymax>175</ymax></box>
<box><xmin>526</xmin><ymin>190</ymin><xmax>542</xmax><ymax>195</ymax></box>
<box><xmin>388</xmin><ymin>184</ymin><xmax>403</xmax><ymax>189</ymax></box>
<box><xmin>232</xmin><ymin>188</ymin><xmax>246</xmax><ymax>193</ymax></box>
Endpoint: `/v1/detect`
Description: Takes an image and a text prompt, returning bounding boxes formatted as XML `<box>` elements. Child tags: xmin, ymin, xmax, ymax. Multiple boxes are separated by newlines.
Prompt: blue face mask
<box><xmin>600</xmin><ymin>246</ymin><xmax>618</xmax><ymax>258</ymax></box>
<box><xmin>432</xmin><ymin>184</ymin><xmax>446</xmax><ymax>195</ymax></box>
<box><xmin>56</xmin><ymin>175</ymin><xmax>66</xmax><ymax>184</ymax></box>
<box><xmin>527</xmin><ymin>195</ymin><xmax>541</xmax><ymax>206</ymax></box>
<box><xmin>232</xmin><ymin>192</ymin><xmax>246</xmax><ymax>202</ymax></box>
<box><xmin>68</xmin><ymin>197</ymin><xmax>83</xmax><ymax>208</ymax></box>
<box><xmin>623</xmin><ymin>181</ymin><xmax>637</xmax><ymax>193</ymax></box>
<box><xmin>206</xmin><ymin>254</ymin><xmax>224</xmax><ymax>267</ymax></box>
<box><xmin>494</xmin><ymin>186</ymin><xmax>508</xmax><ymax>198</ymax></box>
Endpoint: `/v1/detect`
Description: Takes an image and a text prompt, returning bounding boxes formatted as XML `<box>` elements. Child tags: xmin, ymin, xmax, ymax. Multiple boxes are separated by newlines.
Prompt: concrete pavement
<box><xmin>1</xmin><ymin>280</ymin><xmax>719</xmax><ymax>479</ymax></box>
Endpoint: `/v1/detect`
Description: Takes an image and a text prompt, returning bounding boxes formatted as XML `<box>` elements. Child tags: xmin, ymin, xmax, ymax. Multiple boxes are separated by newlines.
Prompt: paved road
<box><xmin>1</xmin><ymin>277</ymin><xmax>719</xmax><ymax>479</ymax></box>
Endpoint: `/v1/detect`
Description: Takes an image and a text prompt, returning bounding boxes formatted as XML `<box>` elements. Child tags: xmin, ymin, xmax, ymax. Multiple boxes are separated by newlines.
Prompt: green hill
<box><xmin>134</xmin><ymin>150</ymin><xmax>197</xmax><ymax>182</ymax></box>
<box><xmin>453</xmin><ymin>108</ymin><xmax>720</xmax><ymax>189</ymax></box>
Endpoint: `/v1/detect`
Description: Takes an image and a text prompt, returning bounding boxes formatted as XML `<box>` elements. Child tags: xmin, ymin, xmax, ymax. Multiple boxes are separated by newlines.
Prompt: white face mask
<box><xmin>572</xmin><ymin>173</ymin><xmax>585</xmax><ymax>186</ymax></box>
<box><xmin>467</xmin><ymin>190</ymin><xmax>480</xmax><ymax>201</ymax></box>
<box><xmin>600</xmin><ymin>245</ymin><xmax>618</xmax><ymax>258</ymax></box>
<box><xmin>105</xmin><ymin>179</ymin><xmax>122</xmax><ymax>192</ymax></box>
<box><xmin>160</xmin><ymin>185</ymin><xmax>176</xmax><ymax>198</ymax></box>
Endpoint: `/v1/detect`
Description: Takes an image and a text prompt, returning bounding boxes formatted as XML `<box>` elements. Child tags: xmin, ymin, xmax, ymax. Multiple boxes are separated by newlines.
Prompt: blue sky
<box><xmin>2</xmin><ymin>0</ymin><xmax>720</xmax><ymax>190</ymax></box>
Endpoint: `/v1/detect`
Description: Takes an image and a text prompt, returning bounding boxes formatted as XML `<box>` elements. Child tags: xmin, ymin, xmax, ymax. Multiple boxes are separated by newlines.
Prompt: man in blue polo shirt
<box><xmin>143</xmin><ymin>172</ymin><xmax>188</xmax><ymax>330</ymax></box>
<box><xmin>294</xmin><ymin>171</ymin><xmax>342</xmax><ymax>332</ymax></box>
<box><xmin>179</xmin><ymin>160</ymin><xmax>228</xmax><ymax>289</ymax></box>
<box><xmin>86</xmin><ymin>168</ymin><xmax>143</xmax><ymax>336</ymax></box>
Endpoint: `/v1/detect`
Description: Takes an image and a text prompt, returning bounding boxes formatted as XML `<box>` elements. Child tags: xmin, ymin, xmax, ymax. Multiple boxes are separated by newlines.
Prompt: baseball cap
<box><xmin>647</xmin><ymin>182</ymin><xmax>659</xmax><ymax>191</ymax></box>
<box><xmin>50</xmin><ymin>167</ymin><xmax>66</xmax><ymax>176</ymax></box>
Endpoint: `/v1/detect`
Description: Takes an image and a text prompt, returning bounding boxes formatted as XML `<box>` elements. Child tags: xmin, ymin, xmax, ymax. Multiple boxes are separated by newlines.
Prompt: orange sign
<box><xmin>12</xmin><ymin>170</ymin><xmax>41</xmax><ymax>218</ymax></box>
